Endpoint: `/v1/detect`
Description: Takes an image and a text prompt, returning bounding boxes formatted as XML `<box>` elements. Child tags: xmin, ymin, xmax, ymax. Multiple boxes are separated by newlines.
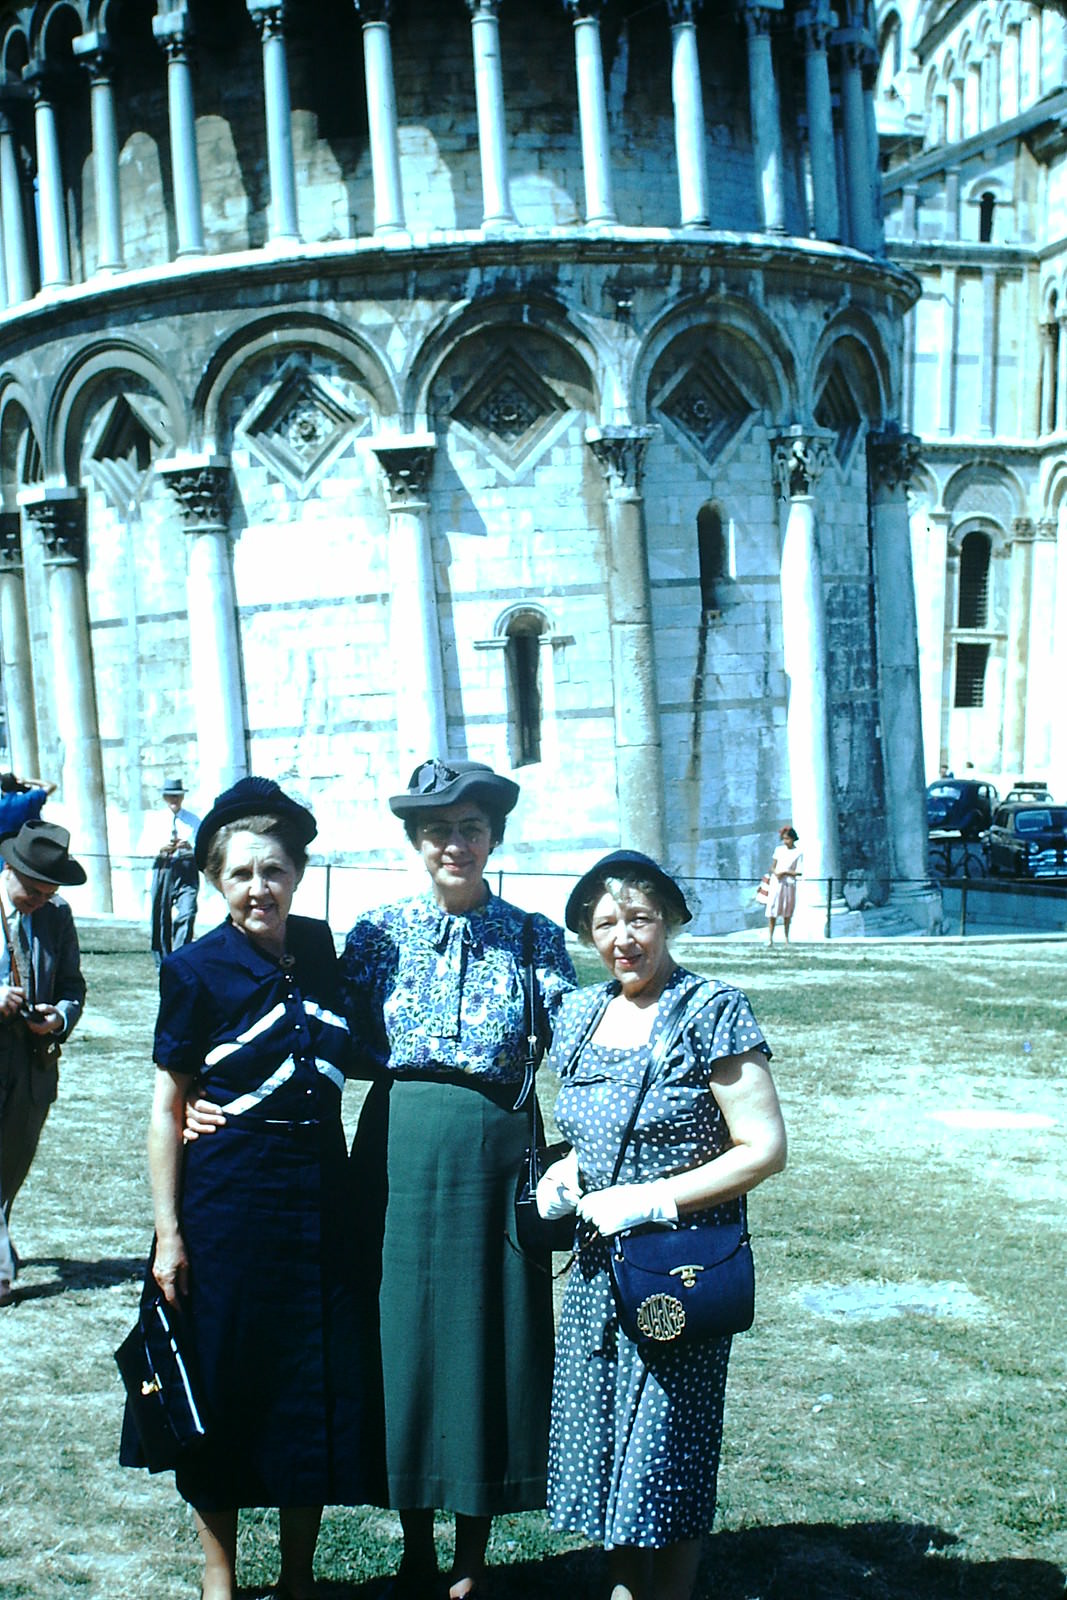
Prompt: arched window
<box><xmin>504</xmin><ymin>610</ymin><xmax>545</xmax><ymax>767</ymax></box>
<box><xmin>979</xmin><ymin>191</ymin><xmax>995</xmax><ymax>242</ymax></box>
<box><xmin>957</xmin><ymin>530</ymin><xmax>991</xmax><ymax>628</ymax></box>
<box><xmin>697</xmin><ymin>503</ymin><xmax>728</xmax><ymax>614</ymax></box>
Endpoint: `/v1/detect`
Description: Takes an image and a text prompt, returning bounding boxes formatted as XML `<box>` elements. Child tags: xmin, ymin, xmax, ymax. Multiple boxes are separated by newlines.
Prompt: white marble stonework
<box><xmin>0</xmin><ymin>0</ymin><xmax>929</xmax><ymax>932</ymax></box>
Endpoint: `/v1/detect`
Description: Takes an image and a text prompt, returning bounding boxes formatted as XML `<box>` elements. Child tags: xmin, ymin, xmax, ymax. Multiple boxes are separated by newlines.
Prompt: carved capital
<box><xmin>666</xmin><ymin>0</ymin><xmax>703</xmax><ymax>22</ymax></box>
<box><xmin>247</xmin><ymin>0</ymin><xmax>288</xmax><ymax>41</ymax></box>
<box><xmin>373</xmin><ymin>438</ymin><xmax>436</xmax><ymax>505</ymax></box>
<box><xmin>1036</xmin><ymin>517</ymin><xmax>1057</xmax><ymax>541</ymax></box>
<box><xmin>737</xmin><ymin>4</ymin><xmax>776</xmax><ymax>41</ymax></box>
<box><xmin>466</xmin><ymin>0</ymin><xmax>504</xmax><ymax>16</ymax></box>
<box><xmin>563</xmin><ymin>0</ymin><xmax>608</xmax><ymax>20</ymax></box>
<box><xmin>585</xmin><ymin>426</ymin><xmax>658</xmax><ymax>494</ymax></box>
<box><xmin>867</xmin><ymin>428</ymin><xmax>922</xmax><ymax>494</ymax></box>
<box><xmin>772</xmin><ymin>429</ymin><xmax>834</xmax><ymax>499</ymax></box>
<box><xmin>21</xmin><ymin>62</ymin><xmax>63</xmax><ymax>106</ymax></box>
<box><xmin>796</xmin><ymin>17</ymin><xmax>830</xmax><ymax>52</ymax></box>
<box><xmin>1010</xmin><ymin>516</ymin><xmax>1036</xmax><ymax>543</ymax></box>
<box><xmin>152</xmin><ymin>12</ymin><xmax>195</xmax><ymax>63</ymax></box>
<box><xmin>157</xmin><ymin>456</ymin><xmax>234</xmax><ymax>531</ymax></box>
<box><xmin>0</xmin><ymin>511</ymin><xmax>23</xmax><ymax>571</ymax></box>
<box><xmin>352</xmin><ymin>0</ymin><xmax>393</xmax><ymax>21</ymax></box>
<box><xmin>19</xmin><ymin>488</ymin><xmax>87</xmax><ymax>566</ymax></box>
<box><xmin>72</xmin><ymin>32</ymin><xmax>116</xmax><ymax>84</ymax></box>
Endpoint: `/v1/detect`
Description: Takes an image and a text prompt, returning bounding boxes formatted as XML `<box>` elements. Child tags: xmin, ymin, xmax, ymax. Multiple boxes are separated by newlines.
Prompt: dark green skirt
<box><xmin>355</xmin><ymin>1074</ymin><xmax>554</xmax><ymax>1515</ymax></box>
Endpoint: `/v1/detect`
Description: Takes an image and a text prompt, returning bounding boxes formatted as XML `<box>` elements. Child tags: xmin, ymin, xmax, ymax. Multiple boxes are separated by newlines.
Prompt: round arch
<box><xmin>635</xmin><ymin>293</ymin><xmax>796</xmax><ymax>426</ymax></box>
<box><xmin>942</xmin><ymin>458</ymin><xmax>1025</xmax><ymax>527</ymax></box>
<box><xmin>196</xmin><ymin>314</ymin><xmax>399</xmax><ymax>447</ymax></box>
<box><xmin>809</xmin><ymin>311</ymin><xmax>891</xmax><ymax>424</ymax></box>
<box><xmin>407</xmin><ymin>292</ymin><xmax>605</xmax><ymax>426</ymax></box>
<box><xmin>0</xmin><ymin>382</ymin><xmax>45</xmax><ymax>510</ymax></box>
<box><xmin>48</xmin><ymin>339</ymin><xmax>187</xmax><ymax>482</ymax></box>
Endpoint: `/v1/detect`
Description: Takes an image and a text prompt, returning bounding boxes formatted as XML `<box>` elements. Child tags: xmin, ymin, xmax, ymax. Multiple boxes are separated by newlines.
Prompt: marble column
<box><xmin>18</xmin><ymin>487</ymin><xmax>112</xmax><ymax>911</ymax></box>
<box><xmin>0</xmin><ymin>107</ymin><xmax>32</xmax><ymax>304</ymax></box>
<box><xmin>248</xmin><ymin>0</ymin><xmax>300</xmax><ymax>243</ymax></box>
<box><xmin>354</xmin><ymin>0</ymin><xmax>406</xmax><ymax>235</ymax></box>
<box><xmin>979</xmin><ymin>268</ymin><xmax>997</xmax><ymax>435</ymax></box>
<box><xmin>861</xmin><ymin>45</ymin><xmax>885</xmax><ymax>254</ymax></box>
<box><xmin>798</xmin><ymin>10</ymin><xmax>839</xmax><ymax>241</ymax></box>
<box><xmin>157</xmin><ymin>457</ymin><xmax>247</xmax><ymax>801</ymax></box>
<box><xmin>564</xmin><ymin>0</ymin><xmax>617</xmax><ymax>226</ymax></box>
<box><xmin>372</xmin><ymin>437</ymin><xmax>448</xmax><ymax>769</ymax></box>
<box><xmin>1040</xmin><ymin>324</ymin><xmax>1055</xmax><ymax>434</ymax></box>
<box><xmin>771</xmin><ymin>428</ymin><xmax>840</xmax><ymax>918</ymax></box>
<box><xmin>585</xmin><ymin>426</ymin><xmax>666</xmax><ymax>862</ymax></box>
<box><xmin>667</xmin><ymin>0</ymin><xmax>709</xmax><ymax>228</ymax></box>
<box><xmin>1000</xmin><ymin>517</ymin><xmax>1034</xmax><ymax>774</ymax></box>
<box><xmin>739</xmin><ymin>4</ymin><xmax>785</xmax><ymax>232</ymax></box>
<box><xmin>1050</xmin><ymin>502</ymin><xmax>1067</xmax><ymax>801</ymax></box>
<box><xmin>23</xmin><ymin>65</ymin><xmax>72</xmax><ymax>288</ymax></box>
<box><xmin>1024</xmin><ymin>519</ymin><xmax>1056</xmax><ymax>772</ymax></box>
<box><xmin>913</xmin><ymin>506</ymin><xmax>950</xmax><ymax>781</ymax></box>
<box><xmin>153</xmin><ymin>11</ymin><xmax>206</xmax><ymax>256</ymax></box>
<box><xmin>467</xmin><ymin>0</ymin><xmax>514</xmax><ymax>228</ymax></box>
<box><xmin>1056</xmin><ymin>316</ymin><xmax>1067</xmax><ymax>432</ymax></box>
<box><xmin>73</xmin><ymin>33</ymin><xmax>125</xmax><ymax>273</ymax></box>
<box><xmin>837</xmin><ymin>33</ymin><xmax>876</xmax><ymax>252</ymax></box>
<box><xmin>937</xmin><ymin>266</ymin><xmax>957</xmax><ymax>435</ymax></box>
<box><xmin>0</xmin><ymin>513</ymin><xmax>40</xmax><ymax>777</ymax></box>
<box><xmin>868</xmin><ymin>431</ymin><xmax>940</xmax><ymax>925</ymax></box>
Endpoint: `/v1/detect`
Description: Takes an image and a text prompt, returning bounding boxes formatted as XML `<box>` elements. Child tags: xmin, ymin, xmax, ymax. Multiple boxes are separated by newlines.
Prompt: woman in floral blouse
<box><xmin>343</xmin><ymin>759</ymin><xmax>575</xmax><ymax>1600</ymax></box>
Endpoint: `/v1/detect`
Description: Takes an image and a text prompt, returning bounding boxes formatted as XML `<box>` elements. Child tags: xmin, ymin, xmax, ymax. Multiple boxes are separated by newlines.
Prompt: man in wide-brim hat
<box><xmin>150</xmin><ymin>777</ymin><xmax>200</xmax><ymax>970</ymax></box>
<box><xmin>0</xmin><ymin>820</ymin><xmax>87</xmax><ymax>1306</ymax></box>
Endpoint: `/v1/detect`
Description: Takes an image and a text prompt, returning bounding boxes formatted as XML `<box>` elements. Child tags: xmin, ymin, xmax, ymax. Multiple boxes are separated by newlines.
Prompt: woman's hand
<box><xmin>183</xmin><ymin>1095</ymin><xmax>226</xmax><ymax>1144</ymax></box>
<box><xmin>152</xmin><ymin>1231</ymin><xmax>189</xmax><ymax>1306</ymax></box>
<box><xmin>577</xmin><ymin>1180</ymin><xmax>678</xmax><ymax>1236</ymax></box>
<box><xmin>535</xmin><ymin>1148</ymin><xmax>583</xmax><ymax>1220</ymax></box>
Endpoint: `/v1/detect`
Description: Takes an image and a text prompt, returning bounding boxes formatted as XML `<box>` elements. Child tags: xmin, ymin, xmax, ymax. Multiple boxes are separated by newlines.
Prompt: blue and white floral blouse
<box><xmin>342</xmin><ymin>890</ymin><xmax>576</xmax><ymax>1082</ymax></box>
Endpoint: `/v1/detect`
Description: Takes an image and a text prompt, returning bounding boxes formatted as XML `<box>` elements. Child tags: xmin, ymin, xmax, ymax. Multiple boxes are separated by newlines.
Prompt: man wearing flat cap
<box><xmin>150</xmin><ymin>777</ymin><xmax>200</xmax><ymax>970</ymax></box>
<box><xmin>0</xmin><ymin>821</ymin><xmax>87</xmax><ymax>1306</ymax></box>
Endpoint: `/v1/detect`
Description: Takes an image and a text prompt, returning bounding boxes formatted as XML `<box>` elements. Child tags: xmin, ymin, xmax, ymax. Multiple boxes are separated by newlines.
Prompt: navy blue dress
<box><xmin>126</xmin><ymin>915</ymin><xmax>383</xmax><ymax>1511</ymax></box>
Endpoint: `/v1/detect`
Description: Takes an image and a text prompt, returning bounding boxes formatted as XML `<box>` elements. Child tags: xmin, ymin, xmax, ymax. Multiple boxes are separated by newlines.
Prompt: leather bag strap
<box><xmin>608</xmin><ymin>982</ymin><xmax>698</xmax><ymax>1187</ymax></box>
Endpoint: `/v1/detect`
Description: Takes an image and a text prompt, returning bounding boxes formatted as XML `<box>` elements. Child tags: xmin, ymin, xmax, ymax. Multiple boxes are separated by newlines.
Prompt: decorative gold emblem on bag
<box><xmin>141</xmin><ymin>1374</ymin><xmax>163</xmax><ymax>1397</ymax></box>
<box><xmin>635</xmin><ymin>1293</ymin><xmax>686</xmax><ymax>1342</ymax></box>
<box><xmin>669</xmin><ymin>1264</ymin><xmax>704</xmax><ymax>1290</ymax></box>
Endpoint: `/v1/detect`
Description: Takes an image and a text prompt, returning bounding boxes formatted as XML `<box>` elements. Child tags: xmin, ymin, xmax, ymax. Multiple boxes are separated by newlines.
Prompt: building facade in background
<box><xmin>0</xmin><ymin>0</ymin><xmax>932</xmax><ymax>932</ymax></box>
<box><xmin>877</xmin><ymin>0</ymin><xmax>1067</xmax><ymax>799</ymax></box>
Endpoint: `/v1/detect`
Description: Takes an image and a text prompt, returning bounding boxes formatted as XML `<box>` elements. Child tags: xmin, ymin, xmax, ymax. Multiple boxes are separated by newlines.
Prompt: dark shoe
<box><xmin>379</xmin><ymin>1561</ymin><xmax>442</xmax><ymax>1600</ymax></box>
<box><xmin>0</xmin><ymin>1280</ymin><xmax>14</xmax><ymax>1308</ymax></box>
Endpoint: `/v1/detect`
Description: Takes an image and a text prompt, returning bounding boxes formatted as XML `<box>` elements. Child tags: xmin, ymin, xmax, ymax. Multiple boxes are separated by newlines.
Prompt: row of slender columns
<box><xmin>0</xmin><ymin>0</ymin><xmax>884</xmax><ymax>309</ymax></box>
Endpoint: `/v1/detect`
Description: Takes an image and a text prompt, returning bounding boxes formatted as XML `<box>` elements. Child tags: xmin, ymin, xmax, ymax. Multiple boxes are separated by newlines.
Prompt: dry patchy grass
<box><xmin>0</xmin><ymin>933</ymin><xmax>1064</xmax><ymax>1599</ymax></box>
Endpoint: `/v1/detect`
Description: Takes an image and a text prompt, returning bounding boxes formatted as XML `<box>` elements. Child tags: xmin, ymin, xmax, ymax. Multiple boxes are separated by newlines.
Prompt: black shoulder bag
<box><xmin>604</xmin><ymin>985</ymin><xmax>756</xmax><ymax>1347</ymax></box>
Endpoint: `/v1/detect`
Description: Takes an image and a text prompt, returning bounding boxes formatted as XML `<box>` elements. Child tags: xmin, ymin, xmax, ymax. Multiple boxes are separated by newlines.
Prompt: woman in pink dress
<box><xmin>765</xmin><ymin>824</ymin><xmax>802</xmax><ymax>945</ymax></box>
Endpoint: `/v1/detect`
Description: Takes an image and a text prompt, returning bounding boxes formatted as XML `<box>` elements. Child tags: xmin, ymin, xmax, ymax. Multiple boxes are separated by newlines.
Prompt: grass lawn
<box><xmin>0</xmin><ymin>928</ymin><xmax>1064</xmax><ymax>1599</ymax></box>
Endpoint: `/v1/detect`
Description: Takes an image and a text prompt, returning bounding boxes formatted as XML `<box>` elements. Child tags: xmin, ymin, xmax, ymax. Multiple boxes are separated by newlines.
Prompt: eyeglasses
<box><xmin>419</xmin><ymin>821</ymin><xmax>490</xmax><ymax>847</ymax></box>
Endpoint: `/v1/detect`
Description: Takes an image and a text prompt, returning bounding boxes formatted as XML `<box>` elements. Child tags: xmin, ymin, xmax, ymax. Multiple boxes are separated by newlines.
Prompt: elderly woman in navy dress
<box><xmin>129</xmin><ymin>779</ymin><xmax>380</xmax><ymax>1600</ymax></box>
<box><xmin>343</xmin><ymin>759</ymin><xmax>575</xmax><ymax>1600</ymax></box>
<box><xmin>536</xmin><ymin>851</ymin><xmax>787</xmax><ymax>1600</ymax></box>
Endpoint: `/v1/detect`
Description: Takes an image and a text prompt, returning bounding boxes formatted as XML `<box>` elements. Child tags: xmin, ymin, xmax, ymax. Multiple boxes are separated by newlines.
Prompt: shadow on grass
<box><xmin>253</xmin><ymin>1523</ymin><xmax>1065</xmax><ymax>1600</ymax></box>
<box><xmin>13</xmin><ymin>1254</ymin><xmax>144</xmax><ymax>1300</ymax></box>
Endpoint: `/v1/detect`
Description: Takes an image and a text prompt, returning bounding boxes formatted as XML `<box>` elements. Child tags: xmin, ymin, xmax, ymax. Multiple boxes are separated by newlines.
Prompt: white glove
<box><xmin>576</xmin><ymin>1180</ymin><xmax>678</xmax><ymax>1237</ymax></box>
<box><xmin>535</xmin><ymin>1148</ymin><xmax>583</xmax><ymax>1220</ymax></box>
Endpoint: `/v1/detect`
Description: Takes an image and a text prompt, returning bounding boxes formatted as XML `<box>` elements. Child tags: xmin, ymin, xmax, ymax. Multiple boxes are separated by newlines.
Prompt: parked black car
<box><xmin>926</xmin><ymin>779</ymin><xmax>998</xmax><ymax>840</ymax></box>
<box><xmin>985</xmin><ymin>804</ymin><xmax>1067</xmax><ymax>878</ymax></box>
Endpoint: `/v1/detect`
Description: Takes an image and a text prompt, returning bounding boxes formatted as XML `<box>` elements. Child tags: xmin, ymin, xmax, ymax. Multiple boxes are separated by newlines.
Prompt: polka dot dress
<box><xmin>546</xmin><ymin>968</ymin><xmax>771</xmax><ymax>1550</ymax></box>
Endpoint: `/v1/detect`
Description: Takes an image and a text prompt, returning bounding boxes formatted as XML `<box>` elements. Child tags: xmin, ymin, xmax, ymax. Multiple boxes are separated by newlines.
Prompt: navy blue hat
<box><xmin>564</xmin><ymin>849</ymin><xmax>692</xmax><ymax>934</ymax></box>
<box><xmin>194</xmin><ymin>777</ymin><xmax>317</xmax><ymax>870</ymax></box>
<box><xmin>388</xmin><ymin>758</ymin><xmax>519</xmax><ymax>819</ymax></box>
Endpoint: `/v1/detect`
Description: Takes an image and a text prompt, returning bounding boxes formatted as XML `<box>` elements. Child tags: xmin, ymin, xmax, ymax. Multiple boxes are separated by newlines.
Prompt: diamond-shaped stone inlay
<box><xmin>85</xmin><ymin>393</ymin><xmax>170</xmax><ymax>514</ymax></box>
<box><xmin>237</xmin><ymin>358</ymin><xmax>368</xmax><ymax>496</ymax></box>
<box><xmin>453</xmin><ymin>350</ymin><xmax>564</xmax><ymax>463</ymax></box>
<box><xmin>815</xmin><ymin>361</ymin><xmax>862</xmax><ymax>466</ymax></box>
<box><xmin>657</xmin><ymin>355</ymin><xmax>755</xmax><ymax>463</ymax></box>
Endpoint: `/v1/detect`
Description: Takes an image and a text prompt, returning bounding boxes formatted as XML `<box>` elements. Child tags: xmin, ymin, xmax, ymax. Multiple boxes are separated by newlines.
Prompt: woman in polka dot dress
<box><xmin>536</xmin><ymin>851</ymin><xmax>787</xmax><ymax>1600</ymax></box>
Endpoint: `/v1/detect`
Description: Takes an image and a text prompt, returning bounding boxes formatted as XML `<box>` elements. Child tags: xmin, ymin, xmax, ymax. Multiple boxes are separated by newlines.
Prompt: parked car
<box><xmin>1003</xmin><ymin>780</ymin><xmax>1054</xmax><ymax>804</ymax></box>
<box><xmin>926</xmin><ymin>778</ymin><xmax>998</xmax><ymax>840</ymax></box>
<box><xmin>985</xmin><ymin>803</ymin><xmax>1067</xmax><ymax>878</ymax></box>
